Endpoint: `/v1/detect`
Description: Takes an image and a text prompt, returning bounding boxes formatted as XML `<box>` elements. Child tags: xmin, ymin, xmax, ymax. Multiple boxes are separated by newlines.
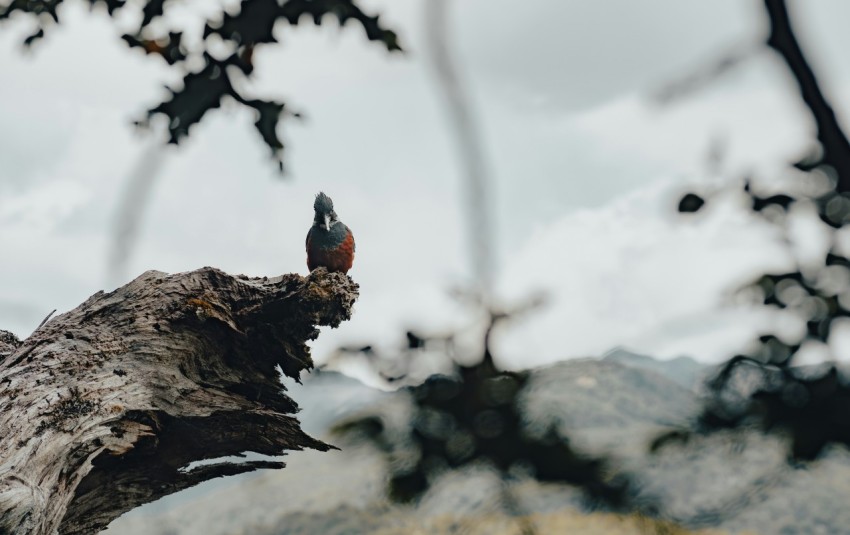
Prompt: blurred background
<box><xmin>4</xmin><ymin>0</ymin><xmax>850</xmax><ymax>533</ymax></box>
<box><xmin>6</xmin><ymin>0</ymin><xmax>841</xmax><ymax>367</ymax></box>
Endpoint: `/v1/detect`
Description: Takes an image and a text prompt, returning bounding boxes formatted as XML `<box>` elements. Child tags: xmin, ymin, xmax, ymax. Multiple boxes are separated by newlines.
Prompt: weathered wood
<box><xmin>0</xmin><ymin>267</ymin><xmax>358</xmax><ymax>535</ymax></box>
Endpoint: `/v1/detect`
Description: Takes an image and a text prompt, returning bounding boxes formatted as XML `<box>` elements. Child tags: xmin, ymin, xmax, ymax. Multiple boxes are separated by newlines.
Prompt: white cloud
<box><xmin>572</xmin><ymin>75</ymin><xmax>813</xmax><ymax>180</ymax></box>
<box><xmin>457</xmin><ymin>0</ymin><xmax>759</xmax><ymax>112</ymax></box>
<box><xmin>494</xmin><ymin>176</ymin><xmax>793</xmax><ymax>367</ymax></box>
<box><xmin>0</xmin><ymin>180</ymin><xmax>89</xmax><ymax>233</ymax></box>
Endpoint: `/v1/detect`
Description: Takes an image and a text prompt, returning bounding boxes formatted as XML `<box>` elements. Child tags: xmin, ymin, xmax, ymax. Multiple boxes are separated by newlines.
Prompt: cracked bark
<box><xmin>0</xmin><ymin>267</ymin><xmax>358</xmax><ymax>535</ymax></box>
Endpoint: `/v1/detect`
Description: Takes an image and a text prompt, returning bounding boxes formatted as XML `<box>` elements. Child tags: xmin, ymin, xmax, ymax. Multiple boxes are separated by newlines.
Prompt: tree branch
<box><xmin>764</xmin><ymin>0</ymin><xmax>850</xmax><ymax>191</ymax></box>
<box><xmin>0</xmin><ymin>267</ymin><xmax>358</xmax><ymax>535</ymax></box>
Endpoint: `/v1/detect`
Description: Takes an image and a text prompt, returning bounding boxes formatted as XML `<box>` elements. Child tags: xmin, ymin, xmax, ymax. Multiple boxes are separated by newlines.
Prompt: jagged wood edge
<box><xmin>0</xmin><ymin>267</ymin><xmax>358</xmax><ymax>535</ymax></box>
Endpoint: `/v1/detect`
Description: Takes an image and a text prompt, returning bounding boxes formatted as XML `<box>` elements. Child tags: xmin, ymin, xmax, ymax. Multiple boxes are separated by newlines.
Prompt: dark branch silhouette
<box><xmin>764</xmin><ymin>0</ymin><xmax>850</xmax><ymax>192</ymax></box>
<box><xmin>0</xmin><ymin>0</ymin><xmax>401</xmax><ymax>170</ymax></box>
<box><xmin>666</xmin><ymin>0</ymin><xmax>850</xmax><ymax>463</ymax></box>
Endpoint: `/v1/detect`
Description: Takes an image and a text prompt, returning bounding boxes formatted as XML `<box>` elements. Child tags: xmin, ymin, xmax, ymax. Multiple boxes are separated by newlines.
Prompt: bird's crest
<box><xmin>314</xmin><ymin>192</ymin><xmax>334</xmax><ymax>214</ymax></box>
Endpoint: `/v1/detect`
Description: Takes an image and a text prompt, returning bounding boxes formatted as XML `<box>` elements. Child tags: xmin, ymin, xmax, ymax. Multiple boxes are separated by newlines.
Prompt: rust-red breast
<box><xmin>306</xmin><ymin>192</ymin><xmax>355</xmax><ymax>274</ymax></box>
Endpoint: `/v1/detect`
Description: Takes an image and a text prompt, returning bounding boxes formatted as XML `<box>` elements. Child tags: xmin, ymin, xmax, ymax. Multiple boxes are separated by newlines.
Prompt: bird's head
<box><xmin>313</xmin><ymin>192</ymin><xmax>339</xmax><ymax>230</ymax></box>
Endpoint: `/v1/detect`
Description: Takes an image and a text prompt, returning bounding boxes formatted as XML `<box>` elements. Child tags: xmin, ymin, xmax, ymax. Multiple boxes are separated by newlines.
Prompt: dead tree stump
<box><xmin>0</xmin><ymin>267</ymin><xmax>358</xmax><ymax>535</ymax></box>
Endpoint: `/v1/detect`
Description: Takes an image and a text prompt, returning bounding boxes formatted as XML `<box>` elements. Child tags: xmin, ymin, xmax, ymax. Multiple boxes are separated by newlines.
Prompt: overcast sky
<box><xmin>2</xmin><ymin>0</ymin><xmax>850</xmax><ymax>371</ymax></box>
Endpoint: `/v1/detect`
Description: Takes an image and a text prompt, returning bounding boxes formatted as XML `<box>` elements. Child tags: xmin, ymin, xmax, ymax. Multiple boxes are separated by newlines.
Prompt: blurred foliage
<box><xmin>335</xmin><ymin>351</ymin><xmax>633</xmax><ymax>507</ymax></box>
<box><xmin>677</xmin><ymin>193</ymin><xmax>705</xmax><ymax>214</ymax></box>
<box><xmin>0</xmin><ymin>0</ymin><xmax>401</xmax><ymax>170</ymax></box>
<box><xmin>667</xmin><ymin>0</ymin><xmax>850</xmax><ymax>461</ymax></box>
<box><xmin>331</xmin><ymin>308</ymin><xmax>659</xmax><ymax>535</ymax></box>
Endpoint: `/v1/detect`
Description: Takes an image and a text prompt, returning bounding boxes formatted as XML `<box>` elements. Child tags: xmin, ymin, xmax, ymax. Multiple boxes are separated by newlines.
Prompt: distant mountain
<box><xmin>523</xmin><ymin>358</ymin><xmax>699</xmax><ymax>431</ymax></box>
<box><xmin>602</xmin><ymin>348</ymin><xmax>706</xmax><ymax>390</ymax></box>
<box><xmin>105</xmin><ymin>356</ymin><xmax>850</xmax><ymax>535</ymax></box>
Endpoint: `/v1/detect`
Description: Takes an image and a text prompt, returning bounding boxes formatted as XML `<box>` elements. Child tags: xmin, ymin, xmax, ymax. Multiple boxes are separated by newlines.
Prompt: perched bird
<box><xmin>306</xmin><ymin>192</ymin><xmax>355</xmax><ymax>274</ymax></box>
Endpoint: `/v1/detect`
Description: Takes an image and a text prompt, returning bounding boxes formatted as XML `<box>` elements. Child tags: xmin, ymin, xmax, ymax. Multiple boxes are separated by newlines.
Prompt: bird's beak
<box><xmin>324</xmin><ymin>214</ymin><xmax>332</xmax><ymax>230</ymax></box>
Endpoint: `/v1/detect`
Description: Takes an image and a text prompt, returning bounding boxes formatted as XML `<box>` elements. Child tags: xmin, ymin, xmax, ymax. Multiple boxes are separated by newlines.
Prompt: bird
<box><xmin>306</xmin><ymin>192</ymin><xmax>355</xmax><ymax>274</ymax></box>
